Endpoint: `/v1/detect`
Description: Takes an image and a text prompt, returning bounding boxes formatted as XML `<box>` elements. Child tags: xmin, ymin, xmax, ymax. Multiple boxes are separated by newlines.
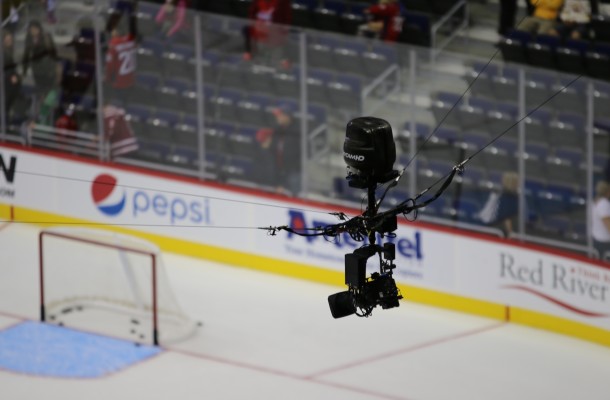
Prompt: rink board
<box><xmin>1</xmin><ymin>144</ymin><xmax>610</xmax><ymax>347</ymax></box>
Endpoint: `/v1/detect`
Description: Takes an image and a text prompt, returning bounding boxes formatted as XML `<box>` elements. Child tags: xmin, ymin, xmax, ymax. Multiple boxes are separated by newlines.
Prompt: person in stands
<box><xmin>64</xmin><ymin>18</ymin><xmax>97</xmax><ymax>97</ymax></box>
<box><xmin>243</xmin><ymin>0</ymin><xmax>292</xmax><ymax>65</ymax></box>
<box><xmin>591</xmin><ymin>181</ymin><xmax>610</xmax><ymax>260</ymax></box>
<box><xmin>155</xmin><ymin>0</ymin><xmax>189</xmax><ymax>39</ymax></box>
<box><xmin>54</xmin><ymin>104</ymin><xmax>79</xmax><ymax>145</ymax></box>
<box><xmin>22</xmin><ymin>20</ymin><xmax>59</xmax><ymax>99</ymax></box>
<box><xmin>3</xmin><ymin>29</ymin><xmax>22</xmax><ymax>119</ymax></box>
<box><xmin>498</xmin><ymin>0</ymin><xmax>535</xmax><ymax>36</ymax></box>
<box><xmin>105</xmin><ymin>1</ymin><xmax>138</xmax><ymax>99</ymax></box>
<box><xmin>66</xmin><ymin>17</ymin><xmax>96</xmax><ymax>66</ymax></box>
<box><xmin>552</xmin><ymin>0</ymin><xmax>599</xmax><ymax>39</ymax></box>
<box><xmin>476</xmin><ymin>172</ymin><xmax>520</xmax><ymax>238</ymax></box>
<box><xmin>3</xmin><ymin>0</ymin><xmax>20</xmax><ymax>33</ymax></box>
<box><xmin>42</xmin><ymin>0</ymin><xmax>57</xmax><ymax>24</ymax></box>
<box><xmin>255</xmin><ymin>106</ymin><xmax>301</xmax><ymax>196</ymax></box>
<box><xmin>359</xmin><ymin>0</ymin><xmax>403</xmax><ymax>42</ymax></box>
<box><xmin>517</xmin><ymin>0</ymin><xmax>564</xmax><ymax>35</ymax></box>
<box><xmin>103</xmin><ymin>102</ymin><xmax>139</xmax><ymax>158</ymax></box>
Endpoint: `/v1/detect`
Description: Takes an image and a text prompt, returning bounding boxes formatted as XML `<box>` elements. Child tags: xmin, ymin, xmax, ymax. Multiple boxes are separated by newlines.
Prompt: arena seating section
<box><xmin>414</xmin><ymin>60</ymin><xmax>610</xmax><ymax>243</ymax></box>
<box><xmin>5</xmin><ymin>0</ymin><xmax>609</xmax><ymax>250</ymax></box>
<box><xmin>499</xmin><ymin>15</ymin><xmax>610</xmax><ymax>81</ymax></box>
<box><xmin>196</xmin><ymin>0</ymin><xmax>465</xmax><ymax>47</ymax></box>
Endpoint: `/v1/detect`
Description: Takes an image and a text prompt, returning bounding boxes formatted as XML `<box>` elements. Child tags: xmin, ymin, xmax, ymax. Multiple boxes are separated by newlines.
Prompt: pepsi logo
<box><xmin>91</xmin><ymin>174</ymin><xmax>126</xmax><ymax>216</ymax></box>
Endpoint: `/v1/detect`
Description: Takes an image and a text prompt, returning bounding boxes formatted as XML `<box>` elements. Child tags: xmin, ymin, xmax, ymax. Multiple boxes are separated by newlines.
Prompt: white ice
<box><xmin>1</xmin><ymin>222</ymin><xmax>610</xmax><ymax>400</ymax></box>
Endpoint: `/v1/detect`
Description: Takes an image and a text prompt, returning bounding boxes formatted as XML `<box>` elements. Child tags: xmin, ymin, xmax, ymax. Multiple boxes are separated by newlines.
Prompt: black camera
<box><xmin>328</xmin><ymin>243</ymin><xmax>402</xmax><ymax>318</ymax></box>
<box><xmin>328</xmin><ymin>117</ymin><xmax>403</xmax><ymax>319</ymax></box>
<box><xmin>343</xmin><ymin>117</ymin><xmax>399</xmax><ymax>188</ymax></box>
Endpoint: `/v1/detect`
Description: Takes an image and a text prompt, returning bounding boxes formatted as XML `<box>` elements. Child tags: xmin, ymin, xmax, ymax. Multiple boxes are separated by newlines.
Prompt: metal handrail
<box><xmin>431</xmin><ymin>1</ymin><xmax>469</xmax><ymax>56</ymax></box>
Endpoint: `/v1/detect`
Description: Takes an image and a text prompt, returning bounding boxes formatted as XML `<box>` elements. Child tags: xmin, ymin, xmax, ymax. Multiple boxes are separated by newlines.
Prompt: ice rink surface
<box><xmin>1</xmin><ymin>222</ymin><xmax>610</xmax><ymax>400</ymax></box>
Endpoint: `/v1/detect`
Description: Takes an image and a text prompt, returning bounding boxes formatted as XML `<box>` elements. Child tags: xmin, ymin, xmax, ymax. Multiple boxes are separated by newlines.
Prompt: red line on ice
<box><xmin>305</xmin><ymin>322</ymin><xmax>507</xmax><ymax>379</ymax></box>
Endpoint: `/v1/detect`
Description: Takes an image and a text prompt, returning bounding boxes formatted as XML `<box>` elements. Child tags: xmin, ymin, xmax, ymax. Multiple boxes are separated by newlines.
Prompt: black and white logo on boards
<box><xmin>0</xmin><ymin>153</ymin><xmax>17</xmax><ymax>199</ymax></box>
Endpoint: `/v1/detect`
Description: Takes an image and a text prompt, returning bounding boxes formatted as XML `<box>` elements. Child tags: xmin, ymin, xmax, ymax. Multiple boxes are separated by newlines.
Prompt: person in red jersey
<box><xmin>54</xmin><ymin>104</ymin><xmax>79</xmax><ymax>147</ymax></box>
<box><xmin>54</xmin><ymin>105</ymin><xmax>78</xmax><ymax>133</ymax></box>
<box><xmin>105</xmin><ymin>2</ymin><xmax>138</xmax><ymax>96</ymax></box>
<box><xmin>103</xmin><ymin>103</ymin><xmax>139</xmax><ymax>158</ymax></box>
<box><xmin>360</xmin><ymin>0</ymin><xmax>403</xmax><ymax>42</ymax></box>
<box><xmin>255</xmin><ymin>105</ymin><xmax>301</xmax><ymax>195</ymax></box>
<box><xmin>243</xmin><ymin>0</ymin><xmax>292</xmax><ymax>64</ymax></box>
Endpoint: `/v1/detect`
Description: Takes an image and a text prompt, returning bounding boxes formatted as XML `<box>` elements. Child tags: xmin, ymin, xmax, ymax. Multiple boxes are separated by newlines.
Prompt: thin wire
<box><xmin>410</xmin><ymin>74</ymin><xmax>583</xmax><ymax>203</ymax></box>
<box><xmin>16</xmin><ymin>170</ymin><xmax>344</xmax><ymax>216</ymax></box>
<box><xmin>467</xmin><ymin>74</ymin><xmax>582</xmax><ymax>161</ymax></box>
<box><xmin>397</xmin><ymin>1</ymin><xmax>542</xmax><ymax>184</ymax></box>
<box><xmin>374</xmin><ymin>2</ymin><xmax>569</xmax><ymax>212</ymax></box>
<box><xmin>402</xmin><ymin>47</ymin><xmax>502</xmax><ymax>173</ymax></box>
<box><xmin>375</xmin><ymin>49</ymin><xmax>502</xmax><ymax>209</ymax></box>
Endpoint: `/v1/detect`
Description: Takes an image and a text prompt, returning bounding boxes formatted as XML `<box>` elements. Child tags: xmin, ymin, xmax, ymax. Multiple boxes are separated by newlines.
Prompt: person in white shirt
<box><xmin>552</xmin><ymin>0</ymin><xmax>598</xmax><ymax>39</ymax></box>
<box><xmin>476</xmin><ymin>172</ymin><xmax>520</xmax><ymax>238</ymax></box>
<box><xmin>591</xmin><ymin>180</ymin><xmax>610</xmax><ymax>259</ymax></box>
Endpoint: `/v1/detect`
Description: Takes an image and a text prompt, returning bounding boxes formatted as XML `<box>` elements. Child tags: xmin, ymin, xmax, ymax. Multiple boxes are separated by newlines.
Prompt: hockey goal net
<box><xmin>38</xmin><ymin>227</ymin><xmax>197</xmax><ymax>345</ymax></box>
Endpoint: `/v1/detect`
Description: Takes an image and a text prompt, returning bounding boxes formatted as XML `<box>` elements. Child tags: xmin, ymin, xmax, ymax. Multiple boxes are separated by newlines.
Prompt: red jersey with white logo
<box><xmin>368</xmin><ymin>3</ymin><xmax>402</xmax><ymax>42</ymax></box>
<box><xmin>248</xmin><ymin>0</ymin><xmax>291</xmax><ymax>45</ymax></box>
<box><xmin>250</xmin><ymin>0</ymin><xmax>276</xmax><ymax>41</ymax></box>
<box><xmin>105</xmin><ymin>34</ymin><xmax>137</xmax><ymax>89</ymax></box>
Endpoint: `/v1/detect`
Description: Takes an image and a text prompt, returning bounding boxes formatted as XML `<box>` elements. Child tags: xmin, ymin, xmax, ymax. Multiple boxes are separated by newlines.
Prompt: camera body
<box><xmin>328</xmin><ymin>243</ymin><xmax>402</xmax><ymax>318</ymax></box>
<box><xmin>343</xmin><ymin>117</ymin><xmax>399</xmax><ymax>188</ymax></box>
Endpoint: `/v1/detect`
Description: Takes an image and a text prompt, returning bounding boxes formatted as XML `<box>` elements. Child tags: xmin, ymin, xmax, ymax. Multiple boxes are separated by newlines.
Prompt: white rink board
<box><xmin>1</xmin><ymin>145</ymin><xmax>610</xmax><ymax>332</ymax></box>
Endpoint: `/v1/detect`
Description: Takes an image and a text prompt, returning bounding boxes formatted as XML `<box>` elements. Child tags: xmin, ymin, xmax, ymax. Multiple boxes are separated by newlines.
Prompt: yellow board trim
<box><xmin>398</xmin><ymin>284</ymin><xmax>508</xmax><ymax>321</ymax></box>
<box><xmin>0</xmin><ymin>203</ymin><xmax>11</xmax><ymax>220</ymax></box>
<box><xmin>3</xmin><ymin>203</ymin><xmax>610</xmax><ymax>348</ymax></box>
<box><xmin>510</xmin><ymin>307</ymin><xmax>610</xmax><ymax>347</ymax></box>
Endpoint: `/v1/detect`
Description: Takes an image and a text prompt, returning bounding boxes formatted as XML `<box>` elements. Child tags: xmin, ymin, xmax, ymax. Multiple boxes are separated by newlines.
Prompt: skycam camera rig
<box><xmin>328</xmin><ymin>117</ymin><xmax>403</xmax><ymax>318</ymax></box>
<box><xmin>264</xmin><ymin>116</ymin><xmax>463</xmax><ymax>318</ymax></box>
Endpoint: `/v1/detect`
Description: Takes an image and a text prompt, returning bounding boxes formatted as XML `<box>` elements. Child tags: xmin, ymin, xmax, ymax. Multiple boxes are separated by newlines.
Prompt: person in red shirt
<box><xmin>360</xmin><ymin>0</ymin><xmax>403</xmax><ymax>42</ymax></box>
<box><xmin>54</xmin><ymin>105</ymin><xmax>78</xmax><ymax>146</ymax></box>
<box><xmin>105</xmin><ymin>2</ymin><xmax>138</xmax><ymax>94</ymax></box>
<box><xmin>103</xmin><ymin>104</ymin><xmax>139</xmax><ymax>158</ymax></box>
<box><xmin>243</xmin><ymin>0</ymin><xmax>292</xmax><ymax>64</ymax></box>
<box><xmin>54</xmin><ymin>107</ymin><xmax>78</xmax><ymax>132</ymax></box>
<box><xmin>254</xmin><ymin>106</ymin><xmax>301</xmax><ymax>195</ymax></box>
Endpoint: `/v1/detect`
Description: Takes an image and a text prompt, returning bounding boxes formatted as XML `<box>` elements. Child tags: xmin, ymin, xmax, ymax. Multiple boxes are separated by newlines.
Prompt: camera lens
<box><xmin>328</xmin><ymin>291</ymin><xmax>356</xmax><ymax>319</ymax></box>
